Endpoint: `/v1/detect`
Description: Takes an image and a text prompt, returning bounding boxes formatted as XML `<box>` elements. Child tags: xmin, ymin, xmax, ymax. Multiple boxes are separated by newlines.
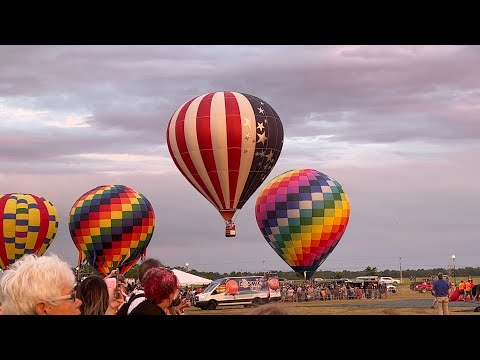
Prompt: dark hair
<box><xmin>76</xmin><ymin>275</ymin><xmax>109</xmax><ymax>315</ymax></box>
<box><xmin>138</xmin><ymin>258</ymin><xmax>163</xmax><ymax>286</ymax></box>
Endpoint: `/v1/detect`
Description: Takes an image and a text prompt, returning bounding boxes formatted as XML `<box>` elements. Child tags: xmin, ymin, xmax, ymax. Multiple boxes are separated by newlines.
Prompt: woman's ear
<box><xmin>34</xmin><ymin>301</ymin><xmax>49</xmax><ymax>315</ymax></box>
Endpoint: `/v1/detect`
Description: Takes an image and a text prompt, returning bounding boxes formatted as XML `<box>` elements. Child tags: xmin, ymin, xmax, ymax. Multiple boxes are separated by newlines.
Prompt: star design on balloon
<box><xmin>258</xmin><ymin>107</ymin><xmax>265</xmax><ymax>114</ymax></box>
<box><xmin>257</xmin><ymin>122</ymin><xmax>265</xmax><ymax>131</ymax></box>
<box><xmin>265</xmin><ymin>150</ymin><xmax>274</xmax><ymax>162</ymax></box>
<box><xmin>244</xmin><ymin>133</ymin><xmax>251</xmax><ymax>141</ymax></box>
<box><xmin>257</xmin><ymin>132</ymin><xmax>267</xmax><ymax>144</ymax></box>
<box><xmin>243</xmin><ymin>117</ymin><xmax>251</xmax><ymax>130</ymax></box>
<box><xmin>243</xmin><ymin>149</ymin><xmax>248</xmax><ymax>153</ymax></box>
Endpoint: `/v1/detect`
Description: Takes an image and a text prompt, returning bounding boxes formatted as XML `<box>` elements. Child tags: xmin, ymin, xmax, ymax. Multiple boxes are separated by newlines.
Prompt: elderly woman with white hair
<box><xmin>0</xmin><ymin>253</ymin><xmax>82</xmax><ymax>315</ymax></box>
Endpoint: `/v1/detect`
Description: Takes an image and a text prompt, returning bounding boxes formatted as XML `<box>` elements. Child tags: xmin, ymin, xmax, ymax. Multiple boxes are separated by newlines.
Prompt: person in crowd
<box><xmin>464</xmin><ymin>279</ymin><xmax>474</xmax><ymax>301</ymax></box>
<box><xmin>165</xmin><ymin>296</ymin><xmax>191</xmax><ymax>315</ymax></box>
<box><xmin>0</xmin><ymin>253</ymin><xmax>82</xmax><ymax>315</ymax></box>
<box><xmin>117</xmin><ymin>258</ymin><xmax>190</xmax><ymax>315</ymax></box>
<box><xmin>128</xmin><ymin>267</ymin><xmax>180</xmax><ymax>315</ymax></box>
<box><xmin>117</xmin><ymin>258</ymin><xmax>163</xmax><ymax>315</ymax></box>
<box><xmin>76</xmin><ymin>275</ymin><xmax>124</xmax><ymax>315</ymax></box>
<box><xmin>432</xmin><ymin>272</ymin><xmax>450</xmax><ymax>315</ymax></box>
<box><xmin>104</xmin><ymin>273</ymin><xmax>128</xmax><ymax>306</ymax></box>
<box><xmin>458</xmin><ymin>280</ymin><xmax>465</xmax><ymax>300</ymax></box>
<box><xmin>249</xmin><ymin>303</ymin><xmax>289</xmax><ymax>315</ymax></box>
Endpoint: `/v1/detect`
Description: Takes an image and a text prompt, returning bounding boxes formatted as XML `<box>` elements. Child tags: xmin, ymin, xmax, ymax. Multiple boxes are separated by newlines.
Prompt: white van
<box><xmin>193</xmin><ymin>275</ymin><xmax>281</xmax><ymax>310</ymax></box>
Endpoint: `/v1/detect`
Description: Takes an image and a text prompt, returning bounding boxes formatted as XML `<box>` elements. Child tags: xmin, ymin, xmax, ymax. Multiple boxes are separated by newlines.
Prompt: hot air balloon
<box><xmin>255</xmin><ymin>169</ymin><xmax>350</xmax><ymax>280</ymax></box>
<box><xmin>68</xmin><ymin>185</ymin><xmax>155</xmax><ymax>277</ymax></box>
<box><xmin>268</xmin><ymin>277</ymin><xmax>279</xmax><ymax>291</ymax></box>
<box><xmin>167</xmin><ymin>91</ymin><xmax>284</xmax><ymax>237</ymax></box>
<box><xmin>0</xmin><ymin>193</ymin><xmax>58</xmax><ymax>270</ymax></box>
<box><xmin>225</xmin><ymin>279</ymin><xmax>239</xmax><ymax>296</ymax></box>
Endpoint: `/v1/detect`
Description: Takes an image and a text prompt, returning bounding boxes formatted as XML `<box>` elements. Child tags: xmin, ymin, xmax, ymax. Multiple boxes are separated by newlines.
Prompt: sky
<box><xmin>0</xmin><ymin>45</ymin><xmax>479</xmax><ymax>274</ymax></box>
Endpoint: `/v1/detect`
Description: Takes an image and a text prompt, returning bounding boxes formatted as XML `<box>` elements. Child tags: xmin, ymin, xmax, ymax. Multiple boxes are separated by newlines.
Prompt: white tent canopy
<box><xmin>172</xmin><ymin>269</ymin><xmax>212</xmax><ymax>286</ymax></box>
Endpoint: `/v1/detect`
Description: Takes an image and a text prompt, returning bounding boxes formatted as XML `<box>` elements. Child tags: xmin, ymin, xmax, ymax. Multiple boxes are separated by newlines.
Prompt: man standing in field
<box><xmin>464</xmin><ymin>279</ymin><xmax>474</xmax><ymax>301</ymax></box>
<box><xmin>432</xmin><ymin>272</ymin><xmax>450</xmax><ymax>315</ymax></box>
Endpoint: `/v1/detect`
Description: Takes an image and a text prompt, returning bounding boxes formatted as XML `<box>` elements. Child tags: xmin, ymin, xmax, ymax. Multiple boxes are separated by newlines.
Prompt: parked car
<box><xmin>410</xmin><ymin>281</ymin><xmax>434</xmax><ymax>293</ymax></box>
<box><xmin>386</xmin><ymin>284</ymin><xmax>397</xmax><ymax>293</ymax></box>
<box><xmin>379</xmin><ymin>276</ymin><xmax>401</xmax><ymax>284</ymax></box>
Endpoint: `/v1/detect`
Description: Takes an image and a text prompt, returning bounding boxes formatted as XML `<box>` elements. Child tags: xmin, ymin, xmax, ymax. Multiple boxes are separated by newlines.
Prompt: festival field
<box><xmin>185</xmin><ymin>285</ymin><xmax>480</xmax><ymax>315</ymax></box>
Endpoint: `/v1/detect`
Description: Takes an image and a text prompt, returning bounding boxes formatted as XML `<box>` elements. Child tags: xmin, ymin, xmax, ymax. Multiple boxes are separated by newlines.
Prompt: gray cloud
<box><xmin>1</xmin><ymin>45</ymin><xmax>479</xmax><ymax>273</ymax></box>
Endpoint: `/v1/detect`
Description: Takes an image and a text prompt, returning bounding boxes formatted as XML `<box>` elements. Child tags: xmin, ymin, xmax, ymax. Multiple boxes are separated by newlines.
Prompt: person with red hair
<box><xmin>129</xmin><ymin>267</ymin><xmax>180</xmax><ymax>315</ymax></box>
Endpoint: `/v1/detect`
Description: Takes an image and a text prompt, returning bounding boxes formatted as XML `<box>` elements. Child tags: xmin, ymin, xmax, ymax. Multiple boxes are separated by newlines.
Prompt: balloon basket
<box><xmin>225</xmin><ymin>224</ymin><xmax>236</xmax><ymax>237</ymax></box>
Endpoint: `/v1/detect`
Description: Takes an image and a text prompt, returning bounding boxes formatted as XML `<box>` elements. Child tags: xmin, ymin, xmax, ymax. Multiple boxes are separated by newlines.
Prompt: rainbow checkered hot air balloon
<box><xmin>68</xmin><ymin>185</ymin><xmax>155</xmax><ymax>277</ymax></box>
<box><xmin>255</xmin><ymin>169</ymin><xmax>350</xmax><ymax>280</ymax></box>
<box><xmin>167</xmin><ymin>91</ymin><xmax>284</xmax><ymax>237</ymax></box>
<box><xmin>0</xmin><ymin>193</ymin><xmax>58</xmax><ymax>270</ymax></box>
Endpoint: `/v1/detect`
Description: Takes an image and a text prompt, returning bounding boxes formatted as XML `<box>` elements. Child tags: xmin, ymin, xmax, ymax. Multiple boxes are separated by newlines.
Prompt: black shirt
<box><xmin>128</xmin><ymin>300</ymin><xmax>166</xmax><ymax>315</ymax></box>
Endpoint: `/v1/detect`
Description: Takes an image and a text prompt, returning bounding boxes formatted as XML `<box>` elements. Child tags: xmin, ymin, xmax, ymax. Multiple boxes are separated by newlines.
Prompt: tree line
<box><xmin>75</xmin><ymin>263</ymin><xmax>480</xmax><ymax>283</ymax></box>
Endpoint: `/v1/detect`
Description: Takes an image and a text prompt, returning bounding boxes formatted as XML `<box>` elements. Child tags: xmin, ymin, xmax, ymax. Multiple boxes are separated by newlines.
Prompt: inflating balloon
<box><xmin>68</xmin><ymin>185</ymin><xmax>155</xmax><ymax>277</ymax></box>
<box><xmin>255</xmin><ymin>169</ymin><xmax>350</xmax><ymax>280</ymax></box>
<box><xmin>167</xmin><ymin>91</ymin><xmax>284</xmax><ymax>237</ymax></box>
<box><xmin>226</xmin><ymin>279</ymin><xmax>239</xmax><ymax>295</ymax></box>
<box><xmin>0</xmin><ymin>193</ymin><xmax>58</xmax><ymax>270</ymax></box>
<box><xmin>268</xmin><ymin>278</ymin><xmax>279</xmax><ymax>291</ymax></box>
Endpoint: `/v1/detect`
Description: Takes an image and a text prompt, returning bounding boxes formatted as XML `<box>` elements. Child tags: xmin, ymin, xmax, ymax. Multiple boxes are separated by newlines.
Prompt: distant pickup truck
<box><xmin>379</xmin><ymin>276</ymin><xmax>401</xmax><ymax>284</ymax></box>
<box><xmin>410</xmin><ymin>281</ymin><xmax>434</xmax><ymax>293</ymax></box>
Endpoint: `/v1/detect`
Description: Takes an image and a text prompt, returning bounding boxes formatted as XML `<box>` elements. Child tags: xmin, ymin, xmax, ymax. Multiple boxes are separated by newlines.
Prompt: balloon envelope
<box><xmin>0</xmin><ymin>193</ymin><xmax>58</xmax><ymax>270</ymax></box>
<box><xmin>167</xmin><ymin>91</ymin><xmax>284</xmax><ymax>234</ymax></box>
<box><xmin>268</xmin><ymin>278</ymin><xmax>280</xmax><ymax>291</ymax></box>
<box><xmin>225</xmin><ymin>279</ymin><xmax>239</xmax><ymax>295</ymax></box>
<box><xmin>68</xmin><ymin>185</ymin><xmax>155</xmax><ymax>277</ymax></box>
<box><xmin>255</xmin><ymin>169</ymin><xmax>350</xmax><ymax>279</ymax></box>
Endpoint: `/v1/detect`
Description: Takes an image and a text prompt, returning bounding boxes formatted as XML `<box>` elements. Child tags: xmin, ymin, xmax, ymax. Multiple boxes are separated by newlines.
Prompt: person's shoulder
<box><xmin>129</xmin><ymin>300</ymin><xmax>165</xmax><ymax>315</ymax></box>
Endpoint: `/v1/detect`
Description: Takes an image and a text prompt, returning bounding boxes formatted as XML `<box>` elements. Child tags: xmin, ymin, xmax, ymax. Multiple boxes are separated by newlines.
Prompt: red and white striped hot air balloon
<box><xmin>166</xmin><ymin>91</ymin><xmax>284</xmax><ymax>237</ymax></box>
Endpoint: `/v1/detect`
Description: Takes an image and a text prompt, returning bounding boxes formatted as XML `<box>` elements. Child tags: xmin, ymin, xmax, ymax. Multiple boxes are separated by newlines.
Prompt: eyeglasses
<box><xmin>47</xmin><ymin>290</ymin><xmax>77</xmax><ymax>304</ymax></box>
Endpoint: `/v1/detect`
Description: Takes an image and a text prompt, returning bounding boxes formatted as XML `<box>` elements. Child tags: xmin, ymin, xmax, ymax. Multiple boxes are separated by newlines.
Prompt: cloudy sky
<box><xmin>1</xmin><ymin>45</ymin><xmax>479</xmax><ymax>274</ymax></box>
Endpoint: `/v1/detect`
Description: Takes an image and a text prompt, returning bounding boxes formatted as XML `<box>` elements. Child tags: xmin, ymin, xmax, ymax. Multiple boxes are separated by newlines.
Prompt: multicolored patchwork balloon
<box><xmin>68</xmin><ymin>185</ymin><xmax>155</xmax><ymax>277</ymax></box>
<box><xmin>255</xmin><ymin>169</ymin><xmax>350</xmax><ymax>280</ymax></box>
<box><xmin>0</xmin><ymin>193</ymin><xmax>58</xmax><ymax>270</ymax></box>
<box><xmin>167</xmin><ymin>91</ymin><xmax>284</xmax><ymax>237</ymax></box>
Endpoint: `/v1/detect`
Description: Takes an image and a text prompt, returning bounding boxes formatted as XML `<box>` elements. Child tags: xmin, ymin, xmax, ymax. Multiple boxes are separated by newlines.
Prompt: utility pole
<box><xmin>452</xmin><ymin>255</ymin><xmax>456</xmax><ymax>286</ymax></box>
<box><xmin>399</xmin><ymin>257</ymin><xmax>403</xmax><ymax>284</ymax></box>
